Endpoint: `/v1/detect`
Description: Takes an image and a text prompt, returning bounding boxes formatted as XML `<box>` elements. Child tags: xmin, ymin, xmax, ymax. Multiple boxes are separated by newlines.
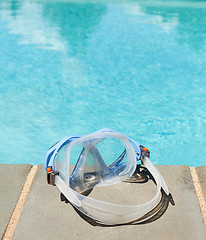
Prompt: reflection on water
<box><xmin>1</xmin><ymin>0</ymin><xmax>206</xmax><ymax>51</ymax></box>
<box><xmin>0</xmin><ymin>1</ymin><xmax>106</xmax><ymax>53</ymax></box>
<box><xmin>141</xmin><ymin>2</ymin><xmax>206</xmax><ymax>50</ymax></box>
<box><xmin>42</xmin><ymin>2</ymin><xmax>106</xmax><ymax>55</ymax></box>
<box><xmin>0</xmin><ymin>0</ymin><xmax>206</xmax><ymax>166</ymax></box>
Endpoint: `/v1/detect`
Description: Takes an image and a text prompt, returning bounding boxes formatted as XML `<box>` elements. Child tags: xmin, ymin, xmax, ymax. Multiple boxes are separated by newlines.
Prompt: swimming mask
<box><xmin>45</xmin><ymin>128</ymin><xmax>169</xmax><ymax>225</ymax></box>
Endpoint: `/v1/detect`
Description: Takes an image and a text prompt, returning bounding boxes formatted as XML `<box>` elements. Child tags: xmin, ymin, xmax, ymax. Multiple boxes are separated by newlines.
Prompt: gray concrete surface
<box><xmin>0</xmin><ymin>164</ymin><xmax>32</xmax><ymax>238</ymax></box>
<box><xmin>13</xmin><ymin>164</ymin><xmax>206</xmax><ymax>240</ymax></box>
<box><xmin>196</xmin><ymin>165</ymin><xmax>206</xmax><ymax>199</ymax></box>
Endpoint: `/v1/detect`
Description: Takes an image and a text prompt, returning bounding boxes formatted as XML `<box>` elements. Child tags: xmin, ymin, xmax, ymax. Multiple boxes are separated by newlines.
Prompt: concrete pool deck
<box><xmin>0</xmin><ymin>164</ymin><xmax>206</xmax><ymax>240</ymax></box>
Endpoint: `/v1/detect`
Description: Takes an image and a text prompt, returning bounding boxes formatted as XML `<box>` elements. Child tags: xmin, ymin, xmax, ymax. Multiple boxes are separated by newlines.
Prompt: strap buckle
<box><xmin>47</xmin><ymin>166</ymin><xmax>59</xmax><ymax>186</ymax></box>
<box><xmin>140</xmin><ymin>145</ymin><xmax>150</xmax><ymax>159</ymax></box>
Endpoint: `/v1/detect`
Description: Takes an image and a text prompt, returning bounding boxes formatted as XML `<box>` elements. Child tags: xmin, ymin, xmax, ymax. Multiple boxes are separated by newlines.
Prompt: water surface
<box><xmin>0</xmin><ymin>0</ymin><xmax>206</xmax><ymax>166</ymax></box>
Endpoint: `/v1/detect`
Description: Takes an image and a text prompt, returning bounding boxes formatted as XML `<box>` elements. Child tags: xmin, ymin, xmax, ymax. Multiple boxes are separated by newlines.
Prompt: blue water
<box><xmin>0</xmin><ymin>0</ymin><xmax>206</xmax><ymax>166</ymax></box>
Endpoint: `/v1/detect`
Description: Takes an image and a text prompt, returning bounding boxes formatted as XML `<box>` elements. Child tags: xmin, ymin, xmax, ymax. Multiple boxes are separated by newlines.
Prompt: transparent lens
<box><xmin>96</xmin><ymin>138</ymin><xmax>126</xmax><ymax>166</ymax></box>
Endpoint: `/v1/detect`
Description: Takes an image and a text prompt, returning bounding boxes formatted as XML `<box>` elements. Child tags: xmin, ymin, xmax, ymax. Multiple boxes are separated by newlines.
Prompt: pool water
<box><xmin>0</xmin><ymin>0</ymin><xmax>206</xmax><ymax>166</ymax></box>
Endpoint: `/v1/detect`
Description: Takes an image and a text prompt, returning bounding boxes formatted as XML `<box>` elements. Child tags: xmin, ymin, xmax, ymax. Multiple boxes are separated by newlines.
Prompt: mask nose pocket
<box><xmin>69</xmin><ymin>137</ymin><xmax>129</xmax><ymax>193</ymax></box>
<box><xmin>69</xmin><ymin>144</ymin><xmax>110</xmax><ymax>193</ymax></box>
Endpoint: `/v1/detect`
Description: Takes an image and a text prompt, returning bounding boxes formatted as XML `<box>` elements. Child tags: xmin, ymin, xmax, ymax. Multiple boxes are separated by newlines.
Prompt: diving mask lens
<box><xmin>54</xmin><ymin>133</ymin><xmax>135</xmax><ymax>193</ymax></box>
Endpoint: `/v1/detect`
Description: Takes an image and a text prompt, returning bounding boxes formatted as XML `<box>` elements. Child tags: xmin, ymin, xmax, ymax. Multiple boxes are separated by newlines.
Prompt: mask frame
<box><xmin>45</xmin><ymin>129</ymin><xmax>169</xmax><ymax>225</ymax></box>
